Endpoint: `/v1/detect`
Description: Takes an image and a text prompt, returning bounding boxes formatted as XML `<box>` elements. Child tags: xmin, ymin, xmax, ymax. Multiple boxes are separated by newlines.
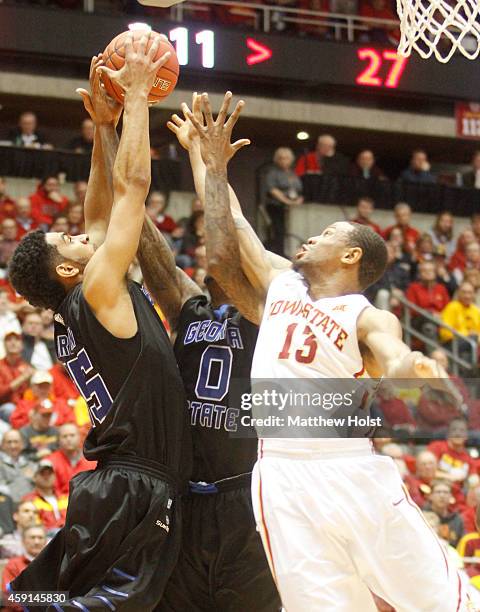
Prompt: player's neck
<box><xmin>303</xmin><ymin>269</ymin><xmax>360</xmax><ymax>301</ymax></box>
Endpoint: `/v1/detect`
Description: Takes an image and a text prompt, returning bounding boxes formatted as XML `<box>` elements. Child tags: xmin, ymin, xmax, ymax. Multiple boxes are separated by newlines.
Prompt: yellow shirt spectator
<box><xmin>440</xmin><ymin>282</ymin><xmax>480</xmax><ymax>343</ymax></box>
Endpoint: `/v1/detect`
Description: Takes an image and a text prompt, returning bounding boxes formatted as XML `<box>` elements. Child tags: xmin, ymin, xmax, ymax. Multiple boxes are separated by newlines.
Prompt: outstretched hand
<box><xmin>167</xmin><ymin>92</ymin><xmax>202</xmax><ymax>151</ymax></box>
<box><xmin>97</xmin><ymin>34</ymin><xmax>171</xmax><ymax>98</ymax></box>
<box><xmin>76</xmin><ymin>54</ymin><xmax>123</xmax><ymax>127</ymax></box>
<box><xmin>413</xmin><ymin>354</ymin><xmax>465</xmax><ymax>409</ymax></box>
<box><xmin>183</xmin><ymin>91</ymin><xmax>250</xmax><ymax>172</ymax></box>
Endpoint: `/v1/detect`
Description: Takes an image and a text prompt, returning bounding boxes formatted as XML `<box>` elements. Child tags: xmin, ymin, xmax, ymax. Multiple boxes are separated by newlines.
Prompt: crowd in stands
<box><xmin>11</xmin><ymin>0</ymin><xmax>401</xmax><ymax>45</ymax></box>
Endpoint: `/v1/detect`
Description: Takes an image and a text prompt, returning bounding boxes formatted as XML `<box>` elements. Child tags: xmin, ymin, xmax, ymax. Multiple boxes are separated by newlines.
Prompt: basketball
<box><xmin>101</xmin><ymin>26</ymin><xmax>179</xmax><ymax>105</ymax></box>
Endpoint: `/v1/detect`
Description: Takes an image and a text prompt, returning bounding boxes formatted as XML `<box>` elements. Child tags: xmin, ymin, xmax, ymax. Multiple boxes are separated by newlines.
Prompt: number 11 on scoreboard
<box><xmin>169</xmin><ymin>27</ymin><xmax>215</xmax><ymax>68</ymax></box>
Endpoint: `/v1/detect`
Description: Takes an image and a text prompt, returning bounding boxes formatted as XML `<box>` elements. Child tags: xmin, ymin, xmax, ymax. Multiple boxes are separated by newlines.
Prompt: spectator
<box><xmin>424</xmin><ymin>480</ymin><xmax>464</xmax><ymax>546</ymax></box>
<box><xmin>146</xmin><ymin>191</ymin><xmax>177</xmax><ymax>234</ymax></box>
<box><xmin>297</xmin><ymin>0</ymin><xmax>330</xmax><ymax>36</ymax></box>
<box><xmin>21</xmin><ymin>311</ymin><xmax>55</xmax><ymax>371</ymax></box>
<box><xmin>440</xmin><ymin>282</ymin><xmax>480</xmax><ymax>362</ymax></box>
<box><xmin>462</xmin><ymin>151</ymin><xmax>480</xmax><ymax>189</ymax></box>
<box><xmin>66</xmin><ymin>203</ymin><xmax>85</xmax><ymax>236</ymax></box>
<box><xmin>67</xmin><ymin>118</ymin><xmax>94</xmax><ymax>153</ymax></box>
<box><xmin>19</xmin><ymin>403</ymin><xmax>59</xmax><ymax>461</ymax></box>
<box><xmin>383</xmin><ymin>202</ymin><xmax>421</xmax><ymax>254</ymax></box>
<box><xmin>49</xmin><ymin>360</ymin><xmax>78</xmax><ymax>404</ymax></box>
<box><xmin>0</xmin><ymin>500</ymin><xmax>38</xmax><ymax>559</ymax></box>
<box><xmin>22</xmin><ymin>461</ymin><xmax>67</xmax><ymax>534</ymax></box>
<box><xmin>47</xmin><ymin>424</ymin><xmax>96</xmax><ymax>496</ymax></box>
<box><xmin>428</xmin><ymin>418</ymin><xmax>475</xmax><ymax>485</ymax></box>
<box><xmin>351</xmin><ymin>197</ymin><xmax>382</xmax><ymax>234</ymax></box>
<box><xmin>178</xmin><ymin>211</ymin><xmax>205</xmax><ymax>268</ymax></box>
<box><xmin>0</xmin><ymin>331</ymin><xmax>33</xmax><ymax>421</ymax></box>
<box><xmin>404</xmin><ymin>450</ymin><xmax>438</xmax><ymax>509</ymax></box>
<box><xmin>414</xmin><ymin>233</ymin><xmax>435</xmax><ymax>263</ymax></box>
<box><xmin>0</xmin><ymin>430</ymin><xmax>35</xmax><ymax>504</ymax></box>
<box><xmin>265</xmin><ymin>147</ymin><xmax>303</xmax><ymax>256</ymax></box>
<box><xmin>14</xmin><ymin>197</ymin><xmax>37</xmax><ymax>239</ymax></box>
<box><xmin>0</xmin><ymin>291</ymin><xmax>22</xmax><ymax>350</ymax></box>
<box><xmin>405</xmin><ymin>261</ymin><xmax>450</xmax><ymax>338</ymax></box>
<box><xmin>50</xmin><ymin>214</ymin><xmax>69</xmax><ymax>234</ymax></box>
<box><xmin>449</xmin><ymin>229</ymin><xmax>477</xmax><ymax>273</ymax></box>
<box><xmin>464</xmin><ymin>268</ymin><xmax>480</xmax><ymax>307</ymax></box>
<box><xmin>452</xmin><ymin>242</ymin><xmax>480</xmax><ymax>285</ymax></box>
<box><xmin>72</xmin><ymin>181</ymin><xmax>88</xmax><ymax>208</ymax></box>
<box><xmin>471</xmin><ymin>212</ymin><xmax>480</xmax><ymax>243</ymax></box>
<box><xmin>434</xmin><ymin>250</ymin><xmax>458</xmax><ymax>297</ymax></box>
<box><xmin>366</xmin><ymin>229</ymin><xmax>413</xmax><ymax>310</ymax></box>
<box><xmin>7</xmin><ymin>112</ymin><xmax>50</xmax><ymax>149</ymax></box>
<box><xmin>359</xmin><ymin>0</ymin><xmax>400</xmax><ymax>45</ymax></box>
<box><xmin>11</xmin><ymin>370</ymin><xmax>75</xmax><ymax>430</ymax></box>
<box><xmin>295</xmin><ymin>134</ymin><xmax>349</xmax><ymax>177</ymax></box>
<box><xmin>457</xmin><ymin>525</ymin><xmax>480</xmax><ymax>587</ymax></box>
<box><xmin>350</xmin><ymin>149</ymin><xmax>386</xmax><ymax>180</ymax></box>
<box><xmin>427</xmin><ymin>211</ymin><xmax>455</xmax><ymax>259</ymax></box>
<box><xmin>0</xmin><ymin>218</ymin><xmax>20</xmax><ymax>270</ymax></box>
<box><xmin>400</xmin><ymin>149</ymin><xmax>436</xmax><ymax>184</ymax></box>
<box><xmin>0</xmin><ymin>177</ymin><xmax>16</xmax><ymax>220</ymax></box>
<box><xmin>460</xmin><ymin>476</ymin><xmax>480</xmax><ymax>534</ymax></box>
<box><xmin>1</xmin><ymin>525</ymin><xmax>47</xmax><ymax>602</ymax></box>
<box><xmin>29</xmin><ymin>175</ymin><xmax>69</xmax><ymax>228</ymax></box>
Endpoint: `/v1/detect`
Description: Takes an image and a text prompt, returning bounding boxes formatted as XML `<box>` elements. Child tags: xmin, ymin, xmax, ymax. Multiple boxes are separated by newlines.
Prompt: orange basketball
<box><xmin>101</xmin><ymin>27</ymin><xmax>179</xmax><ymax>105</ymax></box>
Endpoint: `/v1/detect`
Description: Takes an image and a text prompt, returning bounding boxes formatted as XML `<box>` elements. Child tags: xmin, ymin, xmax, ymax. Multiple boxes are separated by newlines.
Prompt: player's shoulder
<box><xmin>357</xmin><ymin>305</ymin><xmax>400</xmax><ymax>331</ymax></box>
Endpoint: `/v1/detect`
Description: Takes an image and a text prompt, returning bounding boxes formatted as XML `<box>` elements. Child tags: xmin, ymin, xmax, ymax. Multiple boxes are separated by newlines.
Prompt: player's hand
<box><xmin>167</xmin><ymin>92</ymin><xmax>202</xmax><ymax>151</ymax></box>
<box><xmin>76</xmin><ymin>55</ymin><xmax>122</xmax><ymax>127</ymax></box>
<box><xmin>413</xmin><ymin>353</ymin><xmax>464</xmax><ymax>408</ymax></box>
<box><xmin>184</xmin><ymin>91</ymin><xmax>250</xmax><ymax>173</ymax></box>
<box><xmin>97</xmin><ymin>34</ymin><xmax>171</xmax><ymax>98</ymax></box>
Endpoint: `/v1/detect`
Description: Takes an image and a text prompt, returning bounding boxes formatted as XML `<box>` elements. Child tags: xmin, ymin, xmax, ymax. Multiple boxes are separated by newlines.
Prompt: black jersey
<box><xmin>174</xmin><ymin>295</ymin><xmax>258</xmax><ymax>482</ymax></box>
<box><xmin>54</xmin><ymin>282</ymin><xmax>191</xmax><ymax>483</ymax></box>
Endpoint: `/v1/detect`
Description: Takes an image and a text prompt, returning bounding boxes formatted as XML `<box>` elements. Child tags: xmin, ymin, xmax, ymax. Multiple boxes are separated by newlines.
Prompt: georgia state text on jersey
<box><xmin>54</xmin><ymin>282</ymin><xmax>191</xmax><ymax>482</ymax></box>
<box><xmin>174</xmin><ymin>295</ymin><xmax>258</xmax><ymax>482</ymax></box>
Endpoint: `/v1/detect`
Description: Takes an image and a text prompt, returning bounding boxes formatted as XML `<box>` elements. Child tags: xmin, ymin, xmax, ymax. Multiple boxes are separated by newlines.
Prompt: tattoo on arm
<box><xmin>137</xmin><ymin>216</ymin><xmax>182</xmax><ymax>329</ymax></box>
<box><xmin>205</xmin><ymin>171</ymin><xmax>263</xmax><ymax>324</ymax></box>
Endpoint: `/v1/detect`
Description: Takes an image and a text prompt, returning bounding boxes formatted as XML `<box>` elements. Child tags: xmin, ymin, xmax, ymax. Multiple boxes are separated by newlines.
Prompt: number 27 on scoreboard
<box><xmin>356</xmin><ymin>48</ymin><xmax>408</xmax><ymax>89</ymax></box>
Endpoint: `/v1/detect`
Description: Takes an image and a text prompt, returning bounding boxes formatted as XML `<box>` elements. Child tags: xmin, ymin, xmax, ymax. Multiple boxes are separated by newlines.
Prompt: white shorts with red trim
<box><xmin>251</xmin><ymin>439</ymin><xmax>472</xmax><ymax>612</ymax></box>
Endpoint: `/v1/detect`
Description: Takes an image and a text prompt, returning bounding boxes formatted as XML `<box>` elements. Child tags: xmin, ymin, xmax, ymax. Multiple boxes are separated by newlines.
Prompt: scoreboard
<box><xmin>1</xmin><ymin>4</ymin><xmax>480</xmax><ymax>101</ymax></box>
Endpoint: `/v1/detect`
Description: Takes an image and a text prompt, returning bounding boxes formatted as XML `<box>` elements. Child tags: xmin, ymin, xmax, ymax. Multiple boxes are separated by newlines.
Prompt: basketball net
<box><xmin>396</xmin><ymin>0</ymin><xmax>480</xmax><ymax>63</ymax></box>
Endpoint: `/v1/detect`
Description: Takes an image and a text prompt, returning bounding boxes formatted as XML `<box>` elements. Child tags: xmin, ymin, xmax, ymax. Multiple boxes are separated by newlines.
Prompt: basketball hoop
<box><xmin>396</xmin><ymin>0</ymin><xmax>480</xmax><ymax>63</ymax></box>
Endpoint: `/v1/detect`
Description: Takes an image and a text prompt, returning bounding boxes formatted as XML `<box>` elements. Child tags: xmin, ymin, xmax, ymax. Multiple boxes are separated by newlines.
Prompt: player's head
<box><xmin>294</xmin><ymin>221</ymin><xmax>388</xmax><ymax>292</ymax></box>
<box><xmin>9</xmin><ymin>229</ymin><xmax>95</xmax><ymax>310</ymax></box>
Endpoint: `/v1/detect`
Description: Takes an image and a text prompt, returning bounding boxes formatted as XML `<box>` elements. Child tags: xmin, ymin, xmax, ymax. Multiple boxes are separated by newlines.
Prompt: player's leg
<box><xmin>348</xmin><ymin>455</ymin><xmax>471</xmax><ymax>612</ymax></box>
<box><xmin>251</xmin><ymin>458</ymin><xmax>377</xmax><ymax>612</ymax></box>
<box><xmin>11</xmin><ymin>467</ymin><xmax>180</xmax><ymax>612</ymax></box>
<box><xmin>155</xmin><ymin>495</ymin><xmax>213</xmax><ymax>612</ymax></box>
<box><xmin>214</xmin><ymin>485</ymin><xmax>281</xmax><ymax>612</ymax></box>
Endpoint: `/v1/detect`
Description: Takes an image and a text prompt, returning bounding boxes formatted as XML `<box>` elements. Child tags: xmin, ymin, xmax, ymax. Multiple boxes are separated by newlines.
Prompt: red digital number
<box><xmin>279</xmin><ymin>324</ymin><xmax>318</xmax><ymax>365</ymax></box>
<box><xmin>356</xmin><ymin>48</ymin><xmax>408</xmax><ymax>89</ymax></box>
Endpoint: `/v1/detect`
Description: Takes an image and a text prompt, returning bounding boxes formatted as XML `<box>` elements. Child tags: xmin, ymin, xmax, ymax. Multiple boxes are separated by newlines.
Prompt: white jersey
<box><xmin>251</xmin><ymin>269</ymin><xmax>371</xmax><ymax>380</ymax></box>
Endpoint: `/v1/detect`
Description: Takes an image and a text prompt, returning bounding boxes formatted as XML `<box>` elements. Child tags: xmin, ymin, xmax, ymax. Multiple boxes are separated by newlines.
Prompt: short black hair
<box><xmin>8</xmin><ymin>230</ymin><xmax>66</xmax><ymax>310</ymax></box>
<box><xmin>346</xmin><ymin>223</ymin><xmax>388</xmax><ymax>290</ymax></box>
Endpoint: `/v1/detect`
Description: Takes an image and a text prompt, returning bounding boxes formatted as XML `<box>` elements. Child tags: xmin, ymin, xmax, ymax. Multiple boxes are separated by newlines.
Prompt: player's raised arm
<box><xmin>183</xmin><ymin>93</ymin><xmax>289</xmax><ymax>308</ymax></box>
<box><xmin>76</xmin><ymin>55</ymin><xmax>122</xmax><ymax>247</ymax></box>
<box><xmin>82</xmin><ymin>35</ymin><xmax>170</xmax><ymax>330</ymax></box>
<box><xmin>357</xmin><ymin>306</ymin><xmax>463</xmax><ymax>404</ymax></box>
<box><xmin>137</xmin><ymin>215</ymin><xmax>201</xmax><ymax>330</ymax></box>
